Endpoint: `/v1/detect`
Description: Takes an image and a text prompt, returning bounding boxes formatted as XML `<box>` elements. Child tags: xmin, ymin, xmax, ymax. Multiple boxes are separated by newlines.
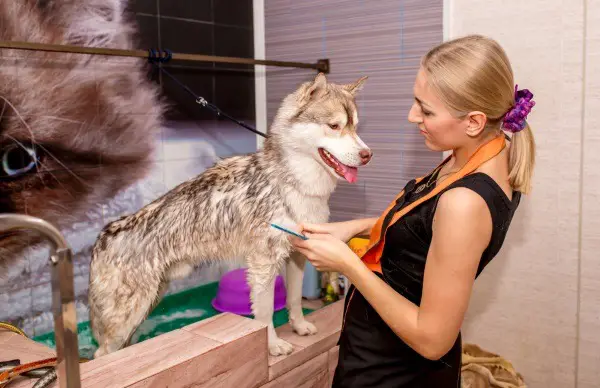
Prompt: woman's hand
<box><xmin>291</xmin><ymin>232</ymin><xmax>362</xmax><ymax>273</ymax></box>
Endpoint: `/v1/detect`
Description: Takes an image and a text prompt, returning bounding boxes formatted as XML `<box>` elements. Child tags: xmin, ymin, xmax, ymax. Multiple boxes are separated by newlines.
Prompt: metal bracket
<box><xmin>50</xmin><ymin>248</ymin><xmax>80</xmax><ymax>388</ymax></box>
<box><xmin>0</xmin><ymin>214</ymin><xmax>81</xmax><ymax>388</ymax></box>
<box><xmin>317</xmin><ymin>59</ymin><xmax>330</xmax><ymax>74</ymax></box>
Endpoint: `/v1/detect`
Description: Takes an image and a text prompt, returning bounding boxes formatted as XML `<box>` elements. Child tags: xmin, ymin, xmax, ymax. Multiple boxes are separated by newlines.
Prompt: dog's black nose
<box><xmin>359</xmin><ymin>149</ymin><xmax>373</xmax><ymax>165</ymax></box>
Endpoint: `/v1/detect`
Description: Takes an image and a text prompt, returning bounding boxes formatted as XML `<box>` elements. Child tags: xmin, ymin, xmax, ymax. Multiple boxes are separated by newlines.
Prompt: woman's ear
<box><xmin>465</xmin><ymin>111</ymin><xmax>487</xmax><ymax>137</ymax></box>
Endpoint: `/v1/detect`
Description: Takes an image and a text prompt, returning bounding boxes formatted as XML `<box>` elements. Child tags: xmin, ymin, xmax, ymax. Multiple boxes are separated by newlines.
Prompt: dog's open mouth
<box><xmin>318</xmin><ymin>148</ymin><xmax>358</xmax><ymax>183</ymax></box>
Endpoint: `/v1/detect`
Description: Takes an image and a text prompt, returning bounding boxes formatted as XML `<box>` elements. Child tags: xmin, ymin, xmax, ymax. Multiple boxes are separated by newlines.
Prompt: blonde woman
<box><xmin>292</xmin><ymin>35</ymin><xmax>535</xmax><ymax>387</ymax></box>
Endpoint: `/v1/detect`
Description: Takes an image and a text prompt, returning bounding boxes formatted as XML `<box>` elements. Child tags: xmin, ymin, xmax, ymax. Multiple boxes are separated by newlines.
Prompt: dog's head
<box><xmin>273</xmin><ymin>73</ymin><xmax>372</xmax><ymax>184</ymax></box>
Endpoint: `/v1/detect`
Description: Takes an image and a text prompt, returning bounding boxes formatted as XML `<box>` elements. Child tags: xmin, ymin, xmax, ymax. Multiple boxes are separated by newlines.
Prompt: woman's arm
<box><xmin>350</xmin><ymin>217</ymin><xmax>379</xmax><ymax>238</ymax></box>
<box><xmin>342</xmin><ymin>188</ymin><xmax>492</xmax><ymax>360</ymax></box>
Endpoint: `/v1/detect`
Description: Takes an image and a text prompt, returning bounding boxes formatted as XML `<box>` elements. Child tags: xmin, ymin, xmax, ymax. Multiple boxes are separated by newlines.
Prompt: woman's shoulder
<box><xmin>432</xmin><ymin>187</ymin><xmax>493</xmax><ymax>245</ymax></box>
<box><xmin>450</xmin><ymin>171</ymin><xmax>515</xmax><ymax>205</ymax></box>
<box><xmin>435</xmin><ymin>186</ymin><xmax>491</xmax><ymax>222</ymax></box>
<box><xmin>434</xmin><ymin>172</ymin><xmax>519</xmax><ymax>228</ymax></box>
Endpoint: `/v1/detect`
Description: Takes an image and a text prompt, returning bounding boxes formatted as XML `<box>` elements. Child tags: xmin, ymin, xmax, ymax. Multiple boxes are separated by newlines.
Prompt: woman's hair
<box><xmin>421</xmin><ymin>34</ymin><xmax>535</xmax><ymax>194</ymax></box>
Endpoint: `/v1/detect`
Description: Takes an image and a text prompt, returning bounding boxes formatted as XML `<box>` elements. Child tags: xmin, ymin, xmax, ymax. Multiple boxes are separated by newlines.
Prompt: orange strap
<box><xmin>0</xmin><ymin>357</ymin><xmax>57</xmax><ymax>387</ymax></box>
<box><xmin>358</xmin><ymin>134</ymin><xmax>506</xmax><ymax>273</ymax></box>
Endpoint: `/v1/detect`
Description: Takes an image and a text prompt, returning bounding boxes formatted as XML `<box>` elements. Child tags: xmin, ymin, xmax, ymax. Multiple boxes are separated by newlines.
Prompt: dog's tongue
<box><xmin>339</xmin><ymin>165</ymin><xmax>358</xmax><ymax>183</ymax></box>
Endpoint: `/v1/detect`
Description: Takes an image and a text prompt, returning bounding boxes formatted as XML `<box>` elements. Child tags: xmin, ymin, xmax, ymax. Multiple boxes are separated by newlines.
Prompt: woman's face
<box><xmin>408</xmin><ymin>67</ymin><xmax>469</xmax><ymax>152</ymax></box>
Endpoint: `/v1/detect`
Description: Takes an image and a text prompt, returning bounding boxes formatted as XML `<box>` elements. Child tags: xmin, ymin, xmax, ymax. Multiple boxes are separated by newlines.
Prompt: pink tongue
<box><xmin>339</xmin><ymin>164</ymin><xmax>358</xmax><ymax>183</ymax></box>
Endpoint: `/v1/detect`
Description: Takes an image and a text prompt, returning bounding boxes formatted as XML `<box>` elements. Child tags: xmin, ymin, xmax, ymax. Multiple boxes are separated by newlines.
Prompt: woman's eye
<box><xmin>422</xmin><ymin>110</ymin><xmax>432</xmax><ymax>116</ymax></box>
<box><xmin>329</xmin><ymin>123</ymin><xmax>340</xmax><ymax>130</ymax></box>
<box><xmin>1</xmin><ymin>144</ymin><xmax>38</xmax><ymax>178</ymax></box>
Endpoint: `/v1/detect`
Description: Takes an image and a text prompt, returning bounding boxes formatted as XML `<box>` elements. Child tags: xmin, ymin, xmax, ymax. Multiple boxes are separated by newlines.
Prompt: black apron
<box><xmin>333</xmin><ymin>171</ymin><xmax>521</xmax><ymax>388</ymax></box>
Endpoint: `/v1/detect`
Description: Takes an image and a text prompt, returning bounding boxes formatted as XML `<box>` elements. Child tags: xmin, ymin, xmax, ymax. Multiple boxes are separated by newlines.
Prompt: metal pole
<box><xmin>0</xmin><ymin>40</ymin><xmax>330</xmax><ymax>73</ymax></box>
<box><xmin>0</xmin><ymin>214</ymin><xmax>81</xmax><ymax>388</ymax></box>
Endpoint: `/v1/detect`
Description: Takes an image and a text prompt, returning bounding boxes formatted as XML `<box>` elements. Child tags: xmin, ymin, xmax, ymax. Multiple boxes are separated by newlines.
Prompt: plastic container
<box><xmin>301</xmin><ymin>260</ymin><xmax>322</xmax><ymax>300</ymax></box>
<box><xmin>211</xmin><ymin>267</ymin><xmax>287</xmax><ymax>315</ymax></box>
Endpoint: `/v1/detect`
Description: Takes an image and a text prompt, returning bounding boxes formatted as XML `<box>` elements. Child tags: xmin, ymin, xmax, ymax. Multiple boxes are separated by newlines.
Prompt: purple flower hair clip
<box><xmin>502</xmin><ymin>85</ymin><xmax>536</xmax><ymax>133</ymax></box>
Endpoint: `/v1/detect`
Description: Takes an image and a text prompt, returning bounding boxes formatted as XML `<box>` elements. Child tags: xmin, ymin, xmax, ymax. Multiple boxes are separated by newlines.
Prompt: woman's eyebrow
<box><xmin>415</xmin><ymin>96</ymin><xmax>433</xmax><ymax>109</ymax></box>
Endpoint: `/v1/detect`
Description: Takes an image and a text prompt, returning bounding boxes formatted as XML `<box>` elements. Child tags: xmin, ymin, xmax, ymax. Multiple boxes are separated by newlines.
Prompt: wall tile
<box><xmin>159</xmin><ymin>18</ymin><xmax>215</xmax><ymax>121</ymax></box>
<box><xmin>159</xmin><ymin>0</ymin><xmax>212</xmax><ymax>22</ymax></box>
<box><xmin>161</xmin><ymin>67</ymin><xmax>215</xmax><ymax>121</ymax></box>
<box><xmin>160</xmin><ymin>18</ymin><xmax>214</xmax><ymax>55</ymax></box>
<box><xmin>214</xmin><ymin>24</ymin><xmax>254</xmax><ymax>67</ymax></box>
<box><xmin>133</xmin><ymin>14</ymin><xmax>160</xmax><ymax>50</ymax></box>
<box><xmin>128</xmin><ymin>0</ymin><xmax>158</xmax><ymax>15</ymax></box>
<box><xmin>212</xmin><ymin>24</ymin><xmax>255</xmax><ymax>118</ymax></box>
<box><xmin>214</xmin><ymin>0</ymin><xmax>253</xmax><ymax>28</ymax></box>
<box><xmin>214</xmin><ymin>70</ymin><xmax>255</xmax><ymax>120</ymax></box>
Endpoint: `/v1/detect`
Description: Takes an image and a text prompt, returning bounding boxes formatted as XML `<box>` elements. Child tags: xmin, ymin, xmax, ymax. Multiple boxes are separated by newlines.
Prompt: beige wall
<box><xmin>580</xmin><ymin>2</ymin><xmax>600</xmax><ymax>386</ymax></box>
<box><xmin>449</xmin><ymin>1</ymin><xmax>599</xmax><ymax>387</ymax></box>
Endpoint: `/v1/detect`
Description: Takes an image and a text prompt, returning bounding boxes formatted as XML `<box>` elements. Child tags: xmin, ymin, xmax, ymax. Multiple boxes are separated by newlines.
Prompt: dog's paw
<box><xmin>292</xmin><ymin>320</ymin><xmax>318</xmax><ymax>336</ymax></box>
<box><xmin>268</xmin><ymin>337</ymin><xmax>294</xmax><ymax>356</ymax></box>
<box><xmin>93</xmin><ymin>346</ymin><xmax>108</xmax><ymax>359</ymax></box>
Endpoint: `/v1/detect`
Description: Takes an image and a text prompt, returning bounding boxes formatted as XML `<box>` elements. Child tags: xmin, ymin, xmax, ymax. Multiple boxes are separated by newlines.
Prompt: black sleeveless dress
<box><xmin>332</xmin><ymin>169</ymin><xmax>521</xmax><ymax>388</ymax></box>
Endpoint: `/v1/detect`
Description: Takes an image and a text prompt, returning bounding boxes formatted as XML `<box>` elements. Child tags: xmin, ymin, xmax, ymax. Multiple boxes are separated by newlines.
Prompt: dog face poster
<box><xmin>0</xmin><ymin>0</ymin><xmax>257</xmax><ymax>334</ymax></box>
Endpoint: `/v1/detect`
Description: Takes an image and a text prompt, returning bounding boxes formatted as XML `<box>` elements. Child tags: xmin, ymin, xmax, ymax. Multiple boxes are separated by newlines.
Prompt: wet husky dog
<box><xmin>89</xmin><ymin>73</ymin><xmax>372</xmax><ymax>357</ymax></box>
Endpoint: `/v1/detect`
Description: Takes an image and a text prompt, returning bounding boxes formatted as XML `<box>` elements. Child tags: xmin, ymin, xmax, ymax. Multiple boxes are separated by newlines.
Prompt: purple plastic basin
<box><xmin>211</xmin><ymin>268</ymin><xmax>287</xmax><ymax>316</ymax></box>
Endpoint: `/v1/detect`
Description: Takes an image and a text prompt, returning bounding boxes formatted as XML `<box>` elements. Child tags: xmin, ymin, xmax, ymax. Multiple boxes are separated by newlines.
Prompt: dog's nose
<box><xmin>359</xmin><ymin>149</ymin><xmax>373</xmax><ymax>165</ymax></box>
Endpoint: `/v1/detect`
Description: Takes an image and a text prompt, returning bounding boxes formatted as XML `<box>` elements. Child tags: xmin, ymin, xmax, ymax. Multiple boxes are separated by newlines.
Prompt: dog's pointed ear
<box><xmin>343</xmin><ymin>76</ymin><xmax>368</xmax><ymax>95</ymax></box>
<box><xmin>300</xmin><ymin>73</ymin><xmax>328</xmax><ymax>104</ymax></box>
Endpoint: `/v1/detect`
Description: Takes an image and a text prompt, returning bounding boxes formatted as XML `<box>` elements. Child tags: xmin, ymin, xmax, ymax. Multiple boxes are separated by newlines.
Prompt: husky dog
<box><xmin>88</xmin><ymin>73</ymin><xmax>372</xmax><ymax>357</ymax></box>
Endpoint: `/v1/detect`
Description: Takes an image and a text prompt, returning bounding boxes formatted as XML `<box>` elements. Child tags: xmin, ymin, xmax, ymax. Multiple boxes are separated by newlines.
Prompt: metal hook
<box><xmin>195</xmin><ymin>97</ymin><xmax>207</xmax><ymax>107</ymax></box>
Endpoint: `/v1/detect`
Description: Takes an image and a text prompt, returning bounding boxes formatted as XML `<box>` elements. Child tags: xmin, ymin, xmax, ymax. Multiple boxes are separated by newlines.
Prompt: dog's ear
<box><xmin>343</xmin><ymin>76</ymin><xmax>368</xmax><ymax>96</ymax></box>
<box><xmin>299</xmin><ymin>73</ymin><xmax>328</xmax><ymax>104</ymax></box>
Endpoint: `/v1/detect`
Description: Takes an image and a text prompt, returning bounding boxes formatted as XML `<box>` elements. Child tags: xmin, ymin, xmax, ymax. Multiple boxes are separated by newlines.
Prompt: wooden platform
<box><xmin>0</xmin><ymin>300</ymin><xmax>343</xmax><ymax>388</ymax></box>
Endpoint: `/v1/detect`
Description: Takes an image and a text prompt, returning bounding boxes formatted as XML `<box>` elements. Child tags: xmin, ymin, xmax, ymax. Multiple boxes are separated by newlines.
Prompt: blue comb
<box><xmin>270</xmin><ymin>223</ymin><xmax>308</xmax><ymax>240</ymax></box>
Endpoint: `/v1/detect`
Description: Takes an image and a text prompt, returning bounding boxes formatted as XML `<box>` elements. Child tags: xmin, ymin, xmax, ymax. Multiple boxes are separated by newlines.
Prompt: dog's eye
<box><xmin>329</xmin><ymin>124</ymin><xmax>340</xmax><ymax>130</ymax></box>
<box><xmin>1</xmin><ymin>144</ymin><xmax>39</xmax><ymax>179</ymax></box>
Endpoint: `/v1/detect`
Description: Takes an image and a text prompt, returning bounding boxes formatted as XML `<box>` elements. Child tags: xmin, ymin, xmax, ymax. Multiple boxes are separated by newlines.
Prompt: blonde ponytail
<box><xmin>508</xmin><ymin>123</ymin><xmax>535</xmax><ymax>194</ymax></box>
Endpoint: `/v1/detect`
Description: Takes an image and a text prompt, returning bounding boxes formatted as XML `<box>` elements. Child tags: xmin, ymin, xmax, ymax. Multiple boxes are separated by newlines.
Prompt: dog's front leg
<box><xmin>247</xmin><ymin>263</ymin><xmax>294</xmax><ymax>356</ymax></box>
<box><xmin>286</xmin><ymin>251</ymin><xmax>318</xmax><ymax>336</ymax></box>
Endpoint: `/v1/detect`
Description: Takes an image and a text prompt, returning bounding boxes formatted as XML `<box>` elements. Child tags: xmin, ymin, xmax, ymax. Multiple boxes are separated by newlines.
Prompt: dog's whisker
<box><xmin>0</xmin><ymin>100</ymin><xmax>6</xmax><ymax>124</ymax></box>
<box><xmin>36</xmin><ymin>115</ymin><xmax>85</xmax><ymax>125</ymax></box>
<box><xmin>38</xmin><ymin>160</ymin><xmax>77</xmax><ymax>199</ymax></box>
<box><xmin>0</xmin><ymin>96</ymin><xmax>37</xmax><ymax>144</ymax></box>
<box><xmin>34</xmin><ymin>142</ymin><xmax>90</xmax><ymax>188</ymax></box>
<box><xmin>73</xmin><ymin>122</ymin><xmax>86</xmax><ymax>146</ymax></box>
